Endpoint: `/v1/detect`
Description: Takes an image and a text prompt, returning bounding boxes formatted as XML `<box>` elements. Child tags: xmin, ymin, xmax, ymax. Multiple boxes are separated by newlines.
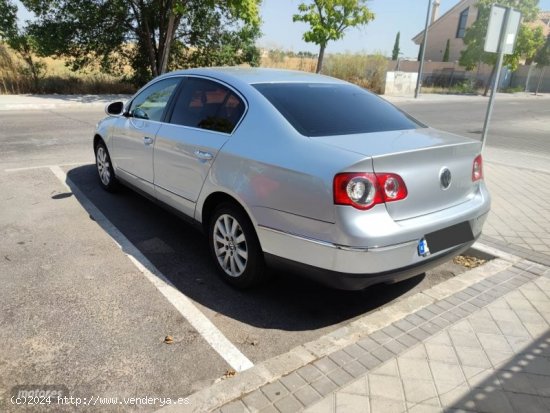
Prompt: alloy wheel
<box><xmin>96</xmin><ymin>146</ymin><xmax>111</xmax><ymax>186</ymax></box>
<box><xmin>213</xmin><ymin>214</ymin><xmax>248</xmax><ymax>277</ymax></box>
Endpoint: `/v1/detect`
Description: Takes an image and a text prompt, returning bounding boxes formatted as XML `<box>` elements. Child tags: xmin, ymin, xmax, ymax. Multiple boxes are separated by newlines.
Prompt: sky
<box><xmin>14</xmin><ymin>0</ymin><xmax>550</xmax><ymax>60</ymax></box>
<box><xmin>259</xmin><ymin>0</ymin><xmax>550</xmax><ymax>59</ymax></box>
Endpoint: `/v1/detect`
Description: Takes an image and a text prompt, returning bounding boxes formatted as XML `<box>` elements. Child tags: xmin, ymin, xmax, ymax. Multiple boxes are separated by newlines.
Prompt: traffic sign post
<box><xmin>481</xmin><ymin>5</ymin><xmax>521</xmax><ymax>151</ymax></box>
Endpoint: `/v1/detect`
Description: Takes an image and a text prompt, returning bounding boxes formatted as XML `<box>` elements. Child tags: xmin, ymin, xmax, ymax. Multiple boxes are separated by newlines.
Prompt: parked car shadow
<box><xmin>66</xmin><ymin>165</ymin><xmax>423</xmax><ymax>332</ymax></box>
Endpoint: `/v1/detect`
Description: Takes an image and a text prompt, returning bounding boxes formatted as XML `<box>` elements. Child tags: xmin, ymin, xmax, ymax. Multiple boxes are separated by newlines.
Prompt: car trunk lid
<box><xmin>316</xmin><ymin>128</ymin><xmax>482</xmax><ymax>221</ymax></box>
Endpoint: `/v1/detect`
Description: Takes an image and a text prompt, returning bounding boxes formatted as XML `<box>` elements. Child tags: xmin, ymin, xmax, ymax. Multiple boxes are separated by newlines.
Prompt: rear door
<box><xmin>153</xmin><ymin>77</ymin><xmax>246</xmax><ymax>213</ymax></box>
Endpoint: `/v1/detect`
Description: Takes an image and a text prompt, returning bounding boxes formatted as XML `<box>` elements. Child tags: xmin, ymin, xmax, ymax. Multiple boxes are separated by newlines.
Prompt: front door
<box><xmin>111</xmin><ymin>77</ymin><xmax>181</xmax><ymax>185</ymax></box>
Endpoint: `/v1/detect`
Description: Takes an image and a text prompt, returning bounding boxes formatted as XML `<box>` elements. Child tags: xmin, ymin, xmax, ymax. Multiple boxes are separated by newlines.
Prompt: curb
<box><xmin>156</xmin><ymin>242</ymin><xmax>524</xmax><ymax>413</ymax></box>
<box><xmin>0</xmin><ymin>95</ymin><xmax>131</xmax><ymax>111</ymax></box>
<box><xmin>384</xmin><ymin>92</ymin><xmax>549</xmax><ymax>103</ymax></box>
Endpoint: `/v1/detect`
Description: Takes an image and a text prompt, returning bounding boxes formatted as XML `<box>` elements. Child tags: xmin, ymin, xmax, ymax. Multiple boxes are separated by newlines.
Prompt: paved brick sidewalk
<box><xmin>304</xmin><ymin>275</ymin><xmax>550</xmax><ymax>413</ymax></box>
<box><xmin>481</xmin><ymin>163</ymin><xmax>550</xmax><ymax>267</ymax></box>
<box><xmin>216</xmin><ymin>260</ymin><xmax>550</xmax><ymax>413</ymax></box>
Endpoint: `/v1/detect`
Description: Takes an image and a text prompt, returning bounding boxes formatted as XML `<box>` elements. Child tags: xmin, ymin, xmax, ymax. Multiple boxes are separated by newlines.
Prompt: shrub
<box><xmin>501</xmin><ymin>85</ymin><xmax>524</xmax><ymax>93</ymax></box>
<box><xmin>448</xmin><ymin>80</ymin><xmax>478</xmax><ymax>94</ymax></box>
<box><xmin>321</xmin><ymin>52</ymin><xmax>388</xmax><ymax>94</ymax></box>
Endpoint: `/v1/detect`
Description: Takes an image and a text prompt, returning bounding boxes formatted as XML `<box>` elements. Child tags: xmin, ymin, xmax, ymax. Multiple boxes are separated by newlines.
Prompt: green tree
<box><xmin>459</xmin><ymin>0</ymin><xmax>544</xmax><ymax>96</ymax></box>
<box><xmin>417</xmin><ymin>41</ymin><xmax>424</xmax><ymax>61</ymax></box>
<box><xmin>0</xmin><ymin>1</ymin><xmax>45</xmax><ymax>89</ymax></box>
<box><xmin>21</xmin><ymin>0</ymin><xmax>261</xmax><ymax>84</ymax></box>
<box><xmin>533</xmin><ymin>35</ymin><xmax>550</xmax><ymax>95</ymax></box>
<box><xmin>293</xmin><ymin>0</ymin><xmax>374</xmax><ymax>73</ymax></box>
<box><xmin>7</xmin><ymin>32</ymin><xmax>46</xmax><ymax>90</ymax></box>
<box><xmin>0</xmin><ymin>0</ymin><xmax>17</xmax><ymax>40</ymax></box>
<box><xmin>443</xmin><ymin>39</ymin><xmax>450</xmax><ymax>62</ymax></box>
<box><xmin>392</xmin><ymin>31</ymin><xmax>400</xmax><ymax>60</ymax></box>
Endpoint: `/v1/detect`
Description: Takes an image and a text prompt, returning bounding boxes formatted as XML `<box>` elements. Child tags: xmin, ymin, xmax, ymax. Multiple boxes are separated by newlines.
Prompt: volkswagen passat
<box><xmin>94</xmin><ymin>68</ymin><xmax>490</xmax><ymax>290</ymax></box>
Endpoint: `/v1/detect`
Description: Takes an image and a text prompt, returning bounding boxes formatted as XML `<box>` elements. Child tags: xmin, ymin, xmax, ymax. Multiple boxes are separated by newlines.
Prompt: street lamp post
<box><xmin>415</xmin><ymin>0</ymin><xmax>432</xmax><ymax>98</ymax></box>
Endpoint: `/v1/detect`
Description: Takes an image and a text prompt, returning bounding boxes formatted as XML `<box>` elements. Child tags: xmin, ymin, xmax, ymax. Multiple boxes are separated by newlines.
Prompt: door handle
<box><xmin>143</xmin><ymin>136</ymin><xmax>154</xmax><ymax>145</ymax></box>
<box><xmin>194</xmin><ymin>150</ymin><xmax>214</xmax><ymax>161</ymax></box>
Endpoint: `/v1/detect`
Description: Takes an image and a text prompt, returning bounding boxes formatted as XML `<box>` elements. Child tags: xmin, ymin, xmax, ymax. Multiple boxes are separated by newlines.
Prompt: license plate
<box><xmin>418</xmin><ymin>238</ymin><xmax>430</xmax><ymax>257</ymax></box>
<box><xmin>422</xmin><ymin>221</ymin><xmax>474</xmax><ymax>255</ymax></box>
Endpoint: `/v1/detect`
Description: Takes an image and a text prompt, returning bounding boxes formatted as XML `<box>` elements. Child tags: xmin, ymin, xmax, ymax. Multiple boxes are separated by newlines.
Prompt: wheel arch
<box><xmin>200</xmin><ymin>192</ymin><xmax>256</xmax><ymax>236</ymax></box>
<box><xmin>93</xmin><ymin>134</ymin><xmax>104</xmax><ymax>152</ymax></box>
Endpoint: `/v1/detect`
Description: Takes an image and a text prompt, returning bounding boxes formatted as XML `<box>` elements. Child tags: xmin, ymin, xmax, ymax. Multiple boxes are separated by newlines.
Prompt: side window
<box><xmin>129</xmin><ymin>78</ymin><xmax>180</xmax><ymax>122</ymax></box>
<box><xmin>170</xmin><ymin>77</ymin><xmax>245</xmax><ymax>134</ymax></box>
<box><xmin>456</xmin><ymin>8</ymin><xmax>469</xmax><ymax>38</ymax></box>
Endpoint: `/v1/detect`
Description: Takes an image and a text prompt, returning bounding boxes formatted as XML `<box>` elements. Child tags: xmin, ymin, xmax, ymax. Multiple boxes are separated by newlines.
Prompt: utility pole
<box><xmin>415</xmin><ymin>0</ymin><xmax>432</xmax><ymax>98</ymax></box>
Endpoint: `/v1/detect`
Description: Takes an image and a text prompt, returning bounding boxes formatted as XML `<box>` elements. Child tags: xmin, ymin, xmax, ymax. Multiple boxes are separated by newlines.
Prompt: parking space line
<box><xmin>5</xmin><ymin>162</ymin><xmax>85</xmax><ymax>172</ymax></box>
<box><xmin>48</xmin><ymin>165</ymin><xmax>254</xmax><ymax>372</ymax></box>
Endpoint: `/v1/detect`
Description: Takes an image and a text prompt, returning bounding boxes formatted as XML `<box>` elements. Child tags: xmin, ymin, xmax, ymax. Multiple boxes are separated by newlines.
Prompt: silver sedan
<box><xmin>93</xmin><ymin>68</ymin><xmax>490</xmax><ymax>290</ymax></box>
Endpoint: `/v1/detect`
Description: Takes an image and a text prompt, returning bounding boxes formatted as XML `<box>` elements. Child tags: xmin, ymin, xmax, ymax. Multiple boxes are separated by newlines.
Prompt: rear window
<box><xmin>253</xmin><ymin>83</ymin><xmax>423</xmax><ymax>137</ymax></box>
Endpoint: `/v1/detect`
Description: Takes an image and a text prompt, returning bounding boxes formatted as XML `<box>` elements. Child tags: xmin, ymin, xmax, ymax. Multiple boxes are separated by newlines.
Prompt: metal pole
<box><xmin>415</xmin><ymin>0</ymin><xmax>432</xmax><ymax>98</ymax></box>
<box><xmin>481</xmin><ymin>7</ymin><xmax>510</xmax><ymax>151</ymax></box>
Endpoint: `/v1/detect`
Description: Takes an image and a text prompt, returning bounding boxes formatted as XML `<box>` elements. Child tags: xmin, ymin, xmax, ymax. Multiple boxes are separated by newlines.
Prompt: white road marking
<box><xmin>5</xmin><ymin>162</ymin><xmax>85</xmax><ymax>172</ymax></box>
<box><xmin>49</xmin><ymin>165</ymin><xmax>254</xmax><ymax>372</ymax></box>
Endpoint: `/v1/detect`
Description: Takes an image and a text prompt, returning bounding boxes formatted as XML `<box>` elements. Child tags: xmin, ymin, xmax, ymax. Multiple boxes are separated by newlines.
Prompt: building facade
<box><xmin>412</xmin><ymin>0</ymin><xmax>479</xmax><ymax>63</ymax></box>
<box><xmin>413</xmin><ymin>1</ymin><xmax>550</xmax><ymax>63</ymax></box>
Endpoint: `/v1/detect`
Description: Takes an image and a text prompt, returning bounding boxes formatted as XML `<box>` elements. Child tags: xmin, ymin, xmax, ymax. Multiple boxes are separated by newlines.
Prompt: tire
<box><xmin>208</xmin><ymin>203</ymin><xmax>267</xmax><ymax>289</ymax></box>
<box><xmin>95</xmin><ymin>141</ymin><xmax>119</xmax><ymax>192</ymax></box>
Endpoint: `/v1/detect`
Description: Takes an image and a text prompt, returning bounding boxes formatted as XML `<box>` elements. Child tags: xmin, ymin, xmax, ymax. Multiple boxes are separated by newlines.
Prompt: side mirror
<box><xmin>105</xmin><ymin>101</ymin><xmax>125</xmax><ymax>116</ymax></box>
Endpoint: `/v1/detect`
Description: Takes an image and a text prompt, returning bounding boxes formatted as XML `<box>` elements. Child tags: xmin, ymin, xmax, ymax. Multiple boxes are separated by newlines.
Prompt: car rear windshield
<box><xmin>253</xmin><ymin>83</ymin><xmax>423</xmax><ymax>137</ymax></box>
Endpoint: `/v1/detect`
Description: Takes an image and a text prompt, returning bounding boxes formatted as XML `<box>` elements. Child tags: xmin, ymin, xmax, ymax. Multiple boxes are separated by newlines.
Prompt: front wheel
<box><xmin>208</xmin><ymin>204</ymin><xmax>267</xmax><ymax>289</ymax></box>
<box><xmin>95</xmin><ymin>141</ymin><xmax>118</xmax><ymax>192</ymax></box>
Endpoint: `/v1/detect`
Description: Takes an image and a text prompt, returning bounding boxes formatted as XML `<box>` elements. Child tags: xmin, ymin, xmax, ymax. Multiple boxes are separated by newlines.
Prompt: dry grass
<box><xmin>322</xmin><ymin>53</ymin><xmax>387</xmax><ymax>94</ymax></box>
<box><xmin>0</xmin><ymin>43</ymin><xmax>134</xmax><ymax>94</ymax></box>
<box><xmin>260</xmin><ymin>51</ymin><xmax>388</xmax><ymax>94</ymax></box>
<box><xmin>2</xmin><ymin>42</ymin><xmax>390</xmax><ymax>95</ymax></box>
<box><xmin>260</xmin><ymin>55</ymin><xmax>317</xmax><ymax>72</ymax></box>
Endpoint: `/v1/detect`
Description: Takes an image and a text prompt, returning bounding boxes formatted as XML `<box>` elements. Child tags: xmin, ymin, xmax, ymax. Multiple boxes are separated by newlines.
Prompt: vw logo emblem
<box><xmin>440</xmin><ymin>167</ymin><xmax>452</xmax><ymax>190</ymax></box>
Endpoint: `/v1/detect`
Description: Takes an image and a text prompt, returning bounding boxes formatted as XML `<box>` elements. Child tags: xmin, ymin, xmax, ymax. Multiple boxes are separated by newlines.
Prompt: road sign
<box><xmin>484</xmin><ymin>5</ymin><xmax>521</xmax><ymax>54</ymax></box>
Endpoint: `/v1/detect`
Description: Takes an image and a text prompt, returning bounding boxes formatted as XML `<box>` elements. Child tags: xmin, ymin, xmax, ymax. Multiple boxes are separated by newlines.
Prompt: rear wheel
<box><xmin>208</xmin><ymin>203</ymin><xmax>266</xmax><ymax>288</ymax></box>
<box><xmin>95</xmin><ymin>141</ymin><xmax>118</xmax><ymax>192</ymax></box>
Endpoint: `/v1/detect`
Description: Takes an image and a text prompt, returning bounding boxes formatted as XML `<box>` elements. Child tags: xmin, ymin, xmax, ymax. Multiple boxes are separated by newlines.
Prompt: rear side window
<box><xmin>170</xmin><ymin>77</ymin><xmax>245</xmax><ymax>134</ymax></box>
<box><xmin>253</xmin><ymin>83</ymin><xmax>422</xmax><ymax>137</ymax></box>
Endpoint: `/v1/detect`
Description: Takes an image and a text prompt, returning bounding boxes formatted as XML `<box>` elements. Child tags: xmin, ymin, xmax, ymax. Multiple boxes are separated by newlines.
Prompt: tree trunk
<box><xmin>484</xmin><ymin>64</ymin><xmax>497</xmax><ymax>97</ymax></box>
<box><xmin>524</xmin><ymin>63</ymin><xmax>535</xmax><ymax>92</ymax></box>
<box><xmin>143</xmin><ymin>31</ymin><xmax>159</xmax><ymax>78</ymax></box>
<box><xmin>159</xmin><ymin>13</ymin><xmax>176</xmax><ymax>75</ymax></box>
<box><xmin>535</xmin><ymin>66</ymin><xmax>546</xmax><ymax>95</ymax></box>
<box><xmin>316</xmin><ymin>44</ymin><xmax>326</xmax><ymax>74</ymax></box>
<box><xmin>129</xmin><ymin>0</ymin><xmax>159</xmax><ymax>78</ymax></box>
<box><xmin>20</xmin><ymin>44</ymin><xmax>41</xmax><ymax>92</ymax></box>
<box><xmin>25</xmin><ymin>55</ymin><xmax>40</xmax><ymax>91</ymax></box>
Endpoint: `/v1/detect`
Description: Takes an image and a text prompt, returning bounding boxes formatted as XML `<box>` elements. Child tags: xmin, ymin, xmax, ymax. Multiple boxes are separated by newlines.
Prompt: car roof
<box><xmin>161</xmin><ymin>67</ymin><xmax>348</xmax><ymax>86</ymax></box>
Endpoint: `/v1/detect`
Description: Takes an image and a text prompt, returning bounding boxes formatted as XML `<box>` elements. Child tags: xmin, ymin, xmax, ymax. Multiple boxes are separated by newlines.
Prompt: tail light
<box><xmin>334</xmin><ymin>172</ymin><xmax>407</xmax><ymax>210</ymax></box>
<box><xmin>472</xmin><ymin>155</ymin><xmax>483</xmax><ymax>182</ymax></box>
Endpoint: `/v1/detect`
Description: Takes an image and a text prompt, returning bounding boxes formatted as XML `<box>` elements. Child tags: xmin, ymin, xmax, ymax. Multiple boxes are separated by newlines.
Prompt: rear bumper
<box><xmin>265</xmin><ymin>239</ymin><xmax>476</xmax><ymax>290</ymax></box>
<box><xmin>258</xmin><ymin>210</ymin><xmax>488</xmax><ymax>274</ymax></box>
<box><xmin>256</xmin><ymin>180</ymin><xmax>489</xmax><ymax>275</ymax></box>
<box><xmin>256</xmin><ymin>181</ymin><xmax>490</xmax><ymax>289</ymax></box>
